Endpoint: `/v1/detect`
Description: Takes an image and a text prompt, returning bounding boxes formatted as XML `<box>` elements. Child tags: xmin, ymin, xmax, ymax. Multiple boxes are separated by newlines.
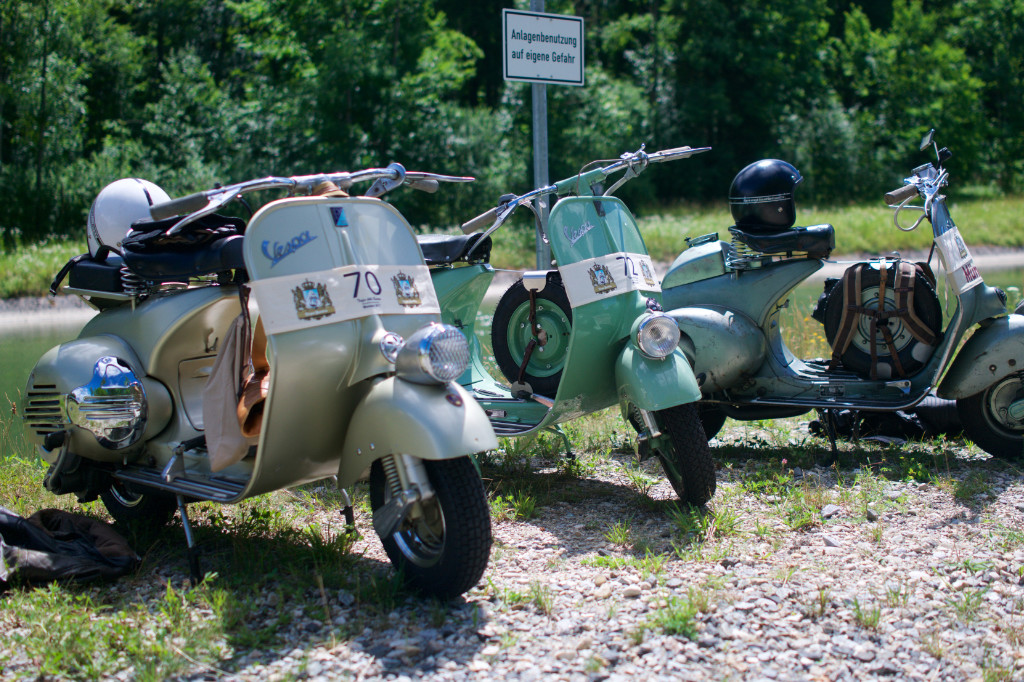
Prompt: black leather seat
<box><xmin>417</xmin><ymin>232</ymin><xmax>492</xmax><ymax>266</ymax></box>
<box><xmin>729</xmin><ymin>224</ymin><xmax>835</xmax><ymax>259</ymax></box>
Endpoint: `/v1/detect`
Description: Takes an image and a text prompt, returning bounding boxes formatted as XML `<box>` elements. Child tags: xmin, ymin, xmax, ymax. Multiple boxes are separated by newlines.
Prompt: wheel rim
<box><xmin>850</xmin><ymin>286</ymin><xmax>913</xmax><ymax>355</ymax></box>
<box><xmin>981</xmin><ymin>375</ymin><xmax>1024</xmax><ymax>438</ymax></box>
<box><xmin>503</xmin><ymin>299</ymin><xmax>572</xmax><ymax>379</ymax></box>
<box><xmin>108</xmin><ymin>481</ymin><xmax>145</xmax><ymax>509</ymax></box>
<box><xmin>390</xmin><ymin>494</ymin><xmax>447</xmax><ymax>568</ymax></box>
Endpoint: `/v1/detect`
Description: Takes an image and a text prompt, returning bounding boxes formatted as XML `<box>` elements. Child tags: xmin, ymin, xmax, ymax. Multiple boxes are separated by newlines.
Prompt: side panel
<box><xmin>938</xmin><ymin>314</ymin><xmax>1024</xmax><ymax>400</ymax></box>
<box><xmin>668</xmin><ymin>306</ymin><xmax>766</xmax><ymax>393</ymax></box>
<box><xmin>338</xmin><ymin>378</ymin><xmax>498</xmax><ymax>488</ymax></box>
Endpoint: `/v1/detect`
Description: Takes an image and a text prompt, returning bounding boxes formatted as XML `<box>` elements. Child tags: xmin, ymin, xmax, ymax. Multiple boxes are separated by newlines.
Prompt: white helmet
<box><xmin>87</xmin><ymin>178</ymin><xmax>170</xmax><ymax>256</ymax></box>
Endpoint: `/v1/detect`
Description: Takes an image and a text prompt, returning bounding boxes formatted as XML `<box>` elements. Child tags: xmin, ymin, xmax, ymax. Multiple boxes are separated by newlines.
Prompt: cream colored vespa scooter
<box><xmin>23</xmin><ymin>164</ymin><xmax>497</xmax><ymax>598</ymax></box>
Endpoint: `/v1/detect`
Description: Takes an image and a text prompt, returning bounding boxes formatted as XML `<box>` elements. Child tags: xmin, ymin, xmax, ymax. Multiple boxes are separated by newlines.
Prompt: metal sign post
<box><xmin>502</xmin><ymin>6</ymin><xmax>584</xmax><ymax>269</ymax></box>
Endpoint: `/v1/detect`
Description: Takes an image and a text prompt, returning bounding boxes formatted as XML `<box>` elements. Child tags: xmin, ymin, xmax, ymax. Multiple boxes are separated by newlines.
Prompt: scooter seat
<box><xmin>417</xmin><ymin>232</ymin><xmax>492</xmax><ymax>265</ymax></box>
<box><xmin>729</xmin><ymin>224</ymin><xmax>835</xmax><ymax>259</ymax></box>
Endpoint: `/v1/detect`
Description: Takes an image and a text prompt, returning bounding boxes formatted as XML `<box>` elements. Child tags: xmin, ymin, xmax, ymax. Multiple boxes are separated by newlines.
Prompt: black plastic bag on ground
<box><xmin>0</xmin><ymin>507</ymin><xmax>139</xmax><ymax>588</ymax></box>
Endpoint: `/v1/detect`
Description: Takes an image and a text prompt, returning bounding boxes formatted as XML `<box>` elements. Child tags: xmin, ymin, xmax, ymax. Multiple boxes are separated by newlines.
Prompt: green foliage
<box><xmin>1</xmin><ymin>0</ymin><xmax>1022</xmax><ymax>247</ymax></box>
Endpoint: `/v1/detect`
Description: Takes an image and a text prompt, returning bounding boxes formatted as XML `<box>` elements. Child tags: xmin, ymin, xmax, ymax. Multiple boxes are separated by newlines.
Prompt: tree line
<box><xmin>1</xmin><ymin>0</ymin><xmax>1021</xmax><ymax>244</ymax></box>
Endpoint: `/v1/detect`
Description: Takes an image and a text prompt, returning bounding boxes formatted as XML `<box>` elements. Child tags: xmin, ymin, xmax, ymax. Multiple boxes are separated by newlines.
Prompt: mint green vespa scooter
<box><xmin>419</xmin><ymin>146</ymin><xmax>716</xmax><ymax>505</ymax></box>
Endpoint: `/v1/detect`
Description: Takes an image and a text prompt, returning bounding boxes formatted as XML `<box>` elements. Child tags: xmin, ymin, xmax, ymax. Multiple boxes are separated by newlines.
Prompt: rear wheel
<box><xmin>100</xmin><ymin>480</ymin><xmax>177</xmax><ymax>529</ymax></box>
<box><xmin>370</xmin><ymin>456</ymin><xmax>491</xmax><ymax>599</ymax></box>
<box><xmin>957</xmin><ymin>375</ymin><xmax>1024</xmax><ymax>459</ymax></box>
<box><xmin>696</xmin><ymin>402</ymin><xmax>728</xmax><ymax>441</ymax></box>
<box><xmin>491</xmin><ymin>277</ymin><xmax>572</xmax><ymax>396</ymax></box>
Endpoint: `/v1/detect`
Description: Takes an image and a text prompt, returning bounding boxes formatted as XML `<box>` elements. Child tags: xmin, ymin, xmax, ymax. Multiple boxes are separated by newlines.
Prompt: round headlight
<box><xmin>636</xmin><ymin>313</ymin><xmax>680</xmax><ymax>359</ymax></box>
<box><xmin>395</xmin><ymin>323</ymin><xmax>470</xmax><ymax>384</ymax></box>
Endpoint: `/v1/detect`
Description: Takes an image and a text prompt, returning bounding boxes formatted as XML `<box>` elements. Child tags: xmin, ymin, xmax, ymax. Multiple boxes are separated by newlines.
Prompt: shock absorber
<box><xmin>120</xmin><ymin>265</ymin><xmax>147</xmax><ymax>298</ymax></box>
<box><xmin>380</xmin><ymin>454</ymin><xmax>403</xmax><ymax>497</ymax></box>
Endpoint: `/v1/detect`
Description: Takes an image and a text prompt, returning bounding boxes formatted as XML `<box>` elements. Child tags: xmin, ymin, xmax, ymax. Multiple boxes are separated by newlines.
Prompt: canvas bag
<box><xmin>203</xmin><ymin>313</ymin><xmax>259</xmax><ymax>471</ymax></box>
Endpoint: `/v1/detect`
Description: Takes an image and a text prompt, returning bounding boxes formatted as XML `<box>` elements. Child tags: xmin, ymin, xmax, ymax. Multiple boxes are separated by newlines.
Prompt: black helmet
<box><xmin>728</xmin><ymin>159</ymin><xmax>803</xmax><ymax>229</ymax></box>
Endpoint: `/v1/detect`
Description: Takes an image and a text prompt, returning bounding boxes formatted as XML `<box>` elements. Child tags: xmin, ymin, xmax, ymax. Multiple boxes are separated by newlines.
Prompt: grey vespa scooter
<box><xmin>22</xmin><ymin>164</ymin><xmax>498</xmax><ymax>597</ymax></box>
<box><xmin>661</xmin><ymin>129</ymin><xmax>1024</xmax><ymax>460</ymax></box>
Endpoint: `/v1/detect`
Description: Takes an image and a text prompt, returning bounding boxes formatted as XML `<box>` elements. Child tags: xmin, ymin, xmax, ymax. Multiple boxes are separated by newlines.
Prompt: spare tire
<box><xmin>823</xmin><ymin>264</ymin><xmax>942</xmax><ymax>379</ymax></box>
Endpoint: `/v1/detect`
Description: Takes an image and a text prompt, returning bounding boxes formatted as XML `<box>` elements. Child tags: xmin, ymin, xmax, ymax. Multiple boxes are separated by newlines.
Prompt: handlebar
<box><xmin>884</xmin><ymin>184</ymin><xmax>919</xmax><ymax>205</ymax></box>
<box><xmin>150</xmin><ymin>191</ymin><xmax>213</xmax><ymax>222</ymax></box>
<box><xmin>461</xmin><ymin>143</ymin><xmax>711</xmax><ymax>239</ymax></box>
<box><xmin>151</xmin><ymin>163</ymin><xmax>473</xmax><ymax>234</ymax></box>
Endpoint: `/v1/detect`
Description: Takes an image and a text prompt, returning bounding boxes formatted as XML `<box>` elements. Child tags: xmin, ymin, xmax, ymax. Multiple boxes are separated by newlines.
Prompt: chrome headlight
<box><xmin>395</xmin><ymin>323</ymin><xmax>470</xmax><ymax>384</ymax></box>
<box><xmin>636</xmin><ymin>313</ymin><xmax>681</xmax><ymax>359</ymax></box>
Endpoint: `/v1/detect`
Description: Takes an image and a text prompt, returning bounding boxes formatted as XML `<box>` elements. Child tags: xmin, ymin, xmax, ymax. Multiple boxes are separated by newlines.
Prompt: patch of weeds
<box><xmin>851</xmin><ymin>597</ymin><xmax>881</xmax><ymax>630</ymax></box>
<box><xmin>920</xmin><ymin>629</ymin><xmax>944</xmax><ymax>659</ymax></box>
<box><xmin>638</xmin><ymin>590</ymin><xmax>703</xmax><ymax>640</ymax></box>
<box><xmin>880</xmin><ymin>452</ymin><xmax>933</xmax><ymax>483</ymax></box>
<box><xmin>667</xmin><ymin>504</ymin><xmax>739</xmax><ymax>543</ymax></box>
<box><xmin>580</xmin><ymin>551</ymin><xmax>668</xmax><ymax>577</ymax></box>
<box><xmin>960</xmin><ymin>558</ymin><xmax>994</xmax><ymax>574</ymax></box>
<box><xmin>885</xmin><ymin>582</ymin><xmax>911</xmax><ymax>608</ymax></box>
<box><xmin>555</xmin><ymin>454</ymin><xmax>595</xmax><ymax>479</ymax></box>
<box><xmin>804</xmin><ymin>586</ymin><xmax>831</xmax><ymax>620</ymax></box>
<box><xmin>529</xmin><ymin>581</ymin><xmax>554</xmax><ymax>616</ymax></box>
<box><xmin>865</xmin><ymin>522</ymin><xmax>884</xmax><ymax>546</ymax></box>
<box><xmin>624</xmin><ymin>466</ymin><xmax>657</xmax><ymax>497</ymax></box>
<box><xmin>947</xmin><ymin>588</ymin><xmax>988</xmax><ymax>623</ymax></box>
<box><xmin>783</xmin><ymin>486</ymin><xmax>824</xmax><ymax>531</ymax></box>
<box><xmin>753</xmin><ymin>520</ymin><xmax>775</xmax><ymax>540</ymax></box>
<box><xmin>954</xmin><ymin>471</ymin><xmax>993</xmax><ymax>502</ymax></box>
<box><xmin>987</xmin><ymin>522</ymin><xmax>1024</xmax><ymax>551</ymax></box>
<box><xmin>583</xmin><ymin>654</ymin><xmax>607</xmax><ymax>673</ymax></box>
<box><xmin>605</xmin><ymin>520</ymin><xmax>633</xmax><ymax>546</ymax></box>
<box><xmin>3</xmin><ymin>579</ymin><xmax>232</xmax><ymax>680</ymax></box>
<box><xmin>773</xmin><ymin>565</ymin><xmax>801</xmax><ymax>585</ymax></box>
<box><xmin>489</xmin><ymin>490</ymin><xmax>539</xmax><ymax>521</ymax></box>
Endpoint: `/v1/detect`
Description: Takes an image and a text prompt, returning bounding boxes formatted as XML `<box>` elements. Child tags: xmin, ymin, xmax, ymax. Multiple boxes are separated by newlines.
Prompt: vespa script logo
<box><xmin>564</xmin><ymin>221</ymin><xmax>595</xmax><ymax>247</ymax></box>
<box><xmin>263</xmin><ymin>230</ymin><xmax>317</xmax><ymax>267</ymax></box>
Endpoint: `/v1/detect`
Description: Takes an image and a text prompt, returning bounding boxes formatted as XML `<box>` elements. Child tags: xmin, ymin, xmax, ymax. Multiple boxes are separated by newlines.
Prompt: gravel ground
<box><xmin>212</xmin><ymin>432</ymin><xmax>1024</xmax><ymax>682</ymax></box>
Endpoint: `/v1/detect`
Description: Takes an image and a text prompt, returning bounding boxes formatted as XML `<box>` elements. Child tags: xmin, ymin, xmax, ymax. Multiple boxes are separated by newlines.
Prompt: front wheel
<box><xmin>100</xmin><ymin>480</ymin><xmax>178</xmax><ymax>529</ymax></box>
<box><xmin>655</xmin><ymin>404</ymin><xmax>717</xmax><ymax>506</ymax></box>
<box><xmin>370</xmin><ymin>456</ymin><xmax>491</xmax><ymax>599</ymax></box>
<box><xmin>957</xmin><ymin>375</ymin><xmax>1024</xmax><ymax>459</ymax></box>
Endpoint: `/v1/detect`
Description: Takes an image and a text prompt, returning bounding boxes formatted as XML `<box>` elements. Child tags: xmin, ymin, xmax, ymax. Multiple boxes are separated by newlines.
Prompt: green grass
<box><xmin>0</xmin><ymin>236</ymin><xmax>85</xmax><ymax>299</ymax></box>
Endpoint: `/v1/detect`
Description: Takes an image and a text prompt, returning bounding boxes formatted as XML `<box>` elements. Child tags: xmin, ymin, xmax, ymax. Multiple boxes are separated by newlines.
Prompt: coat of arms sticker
<box><xmin>391</xmin><ymin>271</ymin><xmax>422</xmax><ymax>307</ymax></box>
<box><xmin>293</xmin><ymin>280</ymin><xmax>336</xmax><ymax>320</ymax></box>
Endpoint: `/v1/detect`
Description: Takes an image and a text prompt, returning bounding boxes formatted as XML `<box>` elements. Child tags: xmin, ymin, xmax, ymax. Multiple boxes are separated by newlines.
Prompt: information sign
<box><xmin>502</xmin><ymin>9</ymin><xmax>584</xmax><ymax>86</ymax></box>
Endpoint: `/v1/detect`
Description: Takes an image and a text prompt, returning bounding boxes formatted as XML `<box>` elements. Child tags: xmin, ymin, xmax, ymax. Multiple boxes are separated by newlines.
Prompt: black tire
<box><xmin>823</xmin><ymin>265</ymin><xmax>942</xmax><ymax>378</ymax></box>
<box><xmin>696</xmin><ymin>402</ymin><xmax>728</xmax><ymax>441</ymax></box>
<box><xmin>491</xmin><ymin>276</ymin><xmax>573</xmax><ymax>396</ymax></box>
<box><xmin>370</xmin><ymin>456</ymin><xmax>492</xmax><ymax>599</ymax></box>
<box><xmin>654</xmin><ymin>404</ymin><xmax>717</xmax><ymax>506</ymax></box>
<box><xmin>957</xmin><ymin>376</ymin><xmax>1024</xmax><ymax>459</ymax></box>
<box><xmin>100</xmin><ymin>480</ymin><xmax>177</xmax><ymax>529</ymax></box>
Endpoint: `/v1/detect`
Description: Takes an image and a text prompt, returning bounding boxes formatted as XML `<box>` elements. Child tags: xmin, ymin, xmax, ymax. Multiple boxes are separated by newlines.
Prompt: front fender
<box><xmin>615</xmin><ymin>346</ymin><xmax>700</xmax><ymax>412</ymax></box>
<box><xmin>938</xmin><ymin>314</ymin><xmax>1024</xmax><ymax>400</ymax></box>
<box><xmin>338</xmin><ymin>378</ymin><xmax>498</xmax><ymax>488</ymax></box>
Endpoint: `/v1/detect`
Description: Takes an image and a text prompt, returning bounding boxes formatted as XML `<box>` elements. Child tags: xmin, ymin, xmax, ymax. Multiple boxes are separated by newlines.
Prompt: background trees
<box><xmin>1</xmin><ymin>0</ymin><xmax>1020</xmax><ymax>244</ymax></box>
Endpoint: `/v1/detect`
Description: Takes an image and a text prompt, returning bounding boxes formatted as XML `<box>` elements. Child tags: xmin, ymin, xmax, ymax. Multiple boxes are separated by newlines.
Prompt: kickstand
<box><xmin>338</xmin><ymin>487</ymin><xmax>355</xmax><ymax>528</ymax></box>
<box><xmin>542</xmin><ymin>425</ymin><xmax>574</xmax><ymax>462</ymax></box>
<box><xmin>815</xmin><ymin>408</ymin><xmax>839</xmax><ymax>467</ymax></box>
<box><xmin>176</xmin><ymin>494</ymin><xmax>202</xmax><ymax>584</ymax></box>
